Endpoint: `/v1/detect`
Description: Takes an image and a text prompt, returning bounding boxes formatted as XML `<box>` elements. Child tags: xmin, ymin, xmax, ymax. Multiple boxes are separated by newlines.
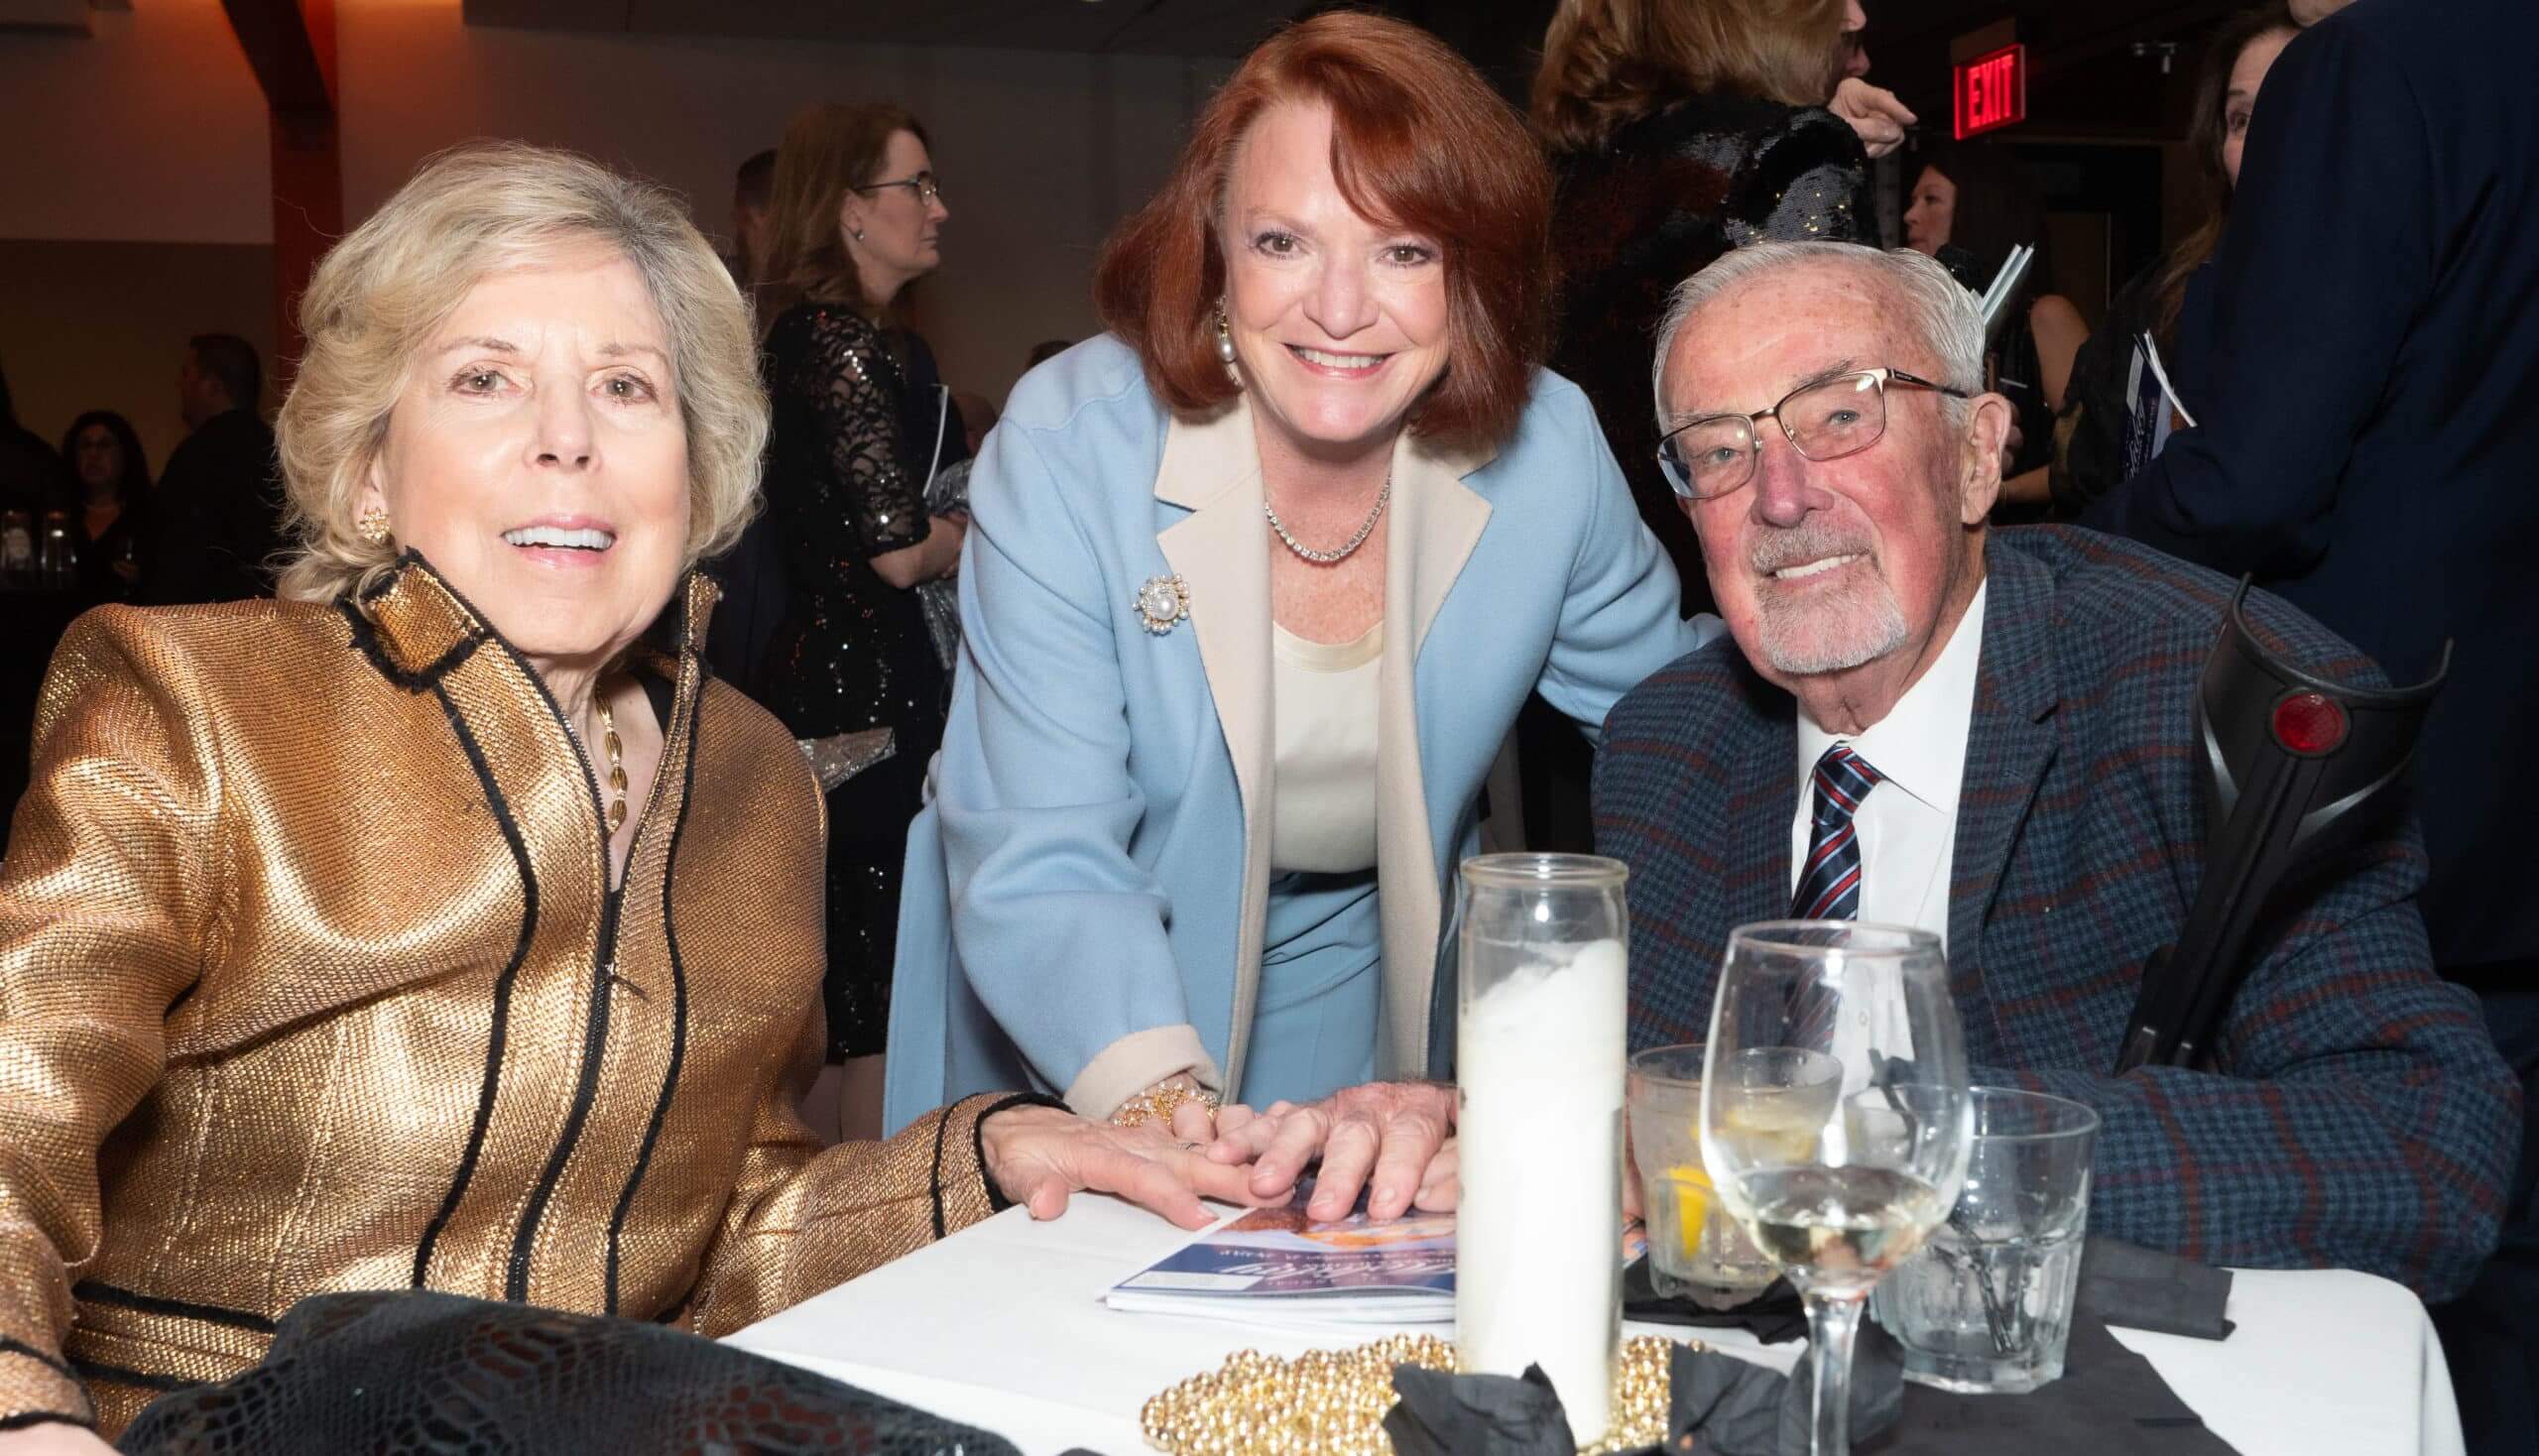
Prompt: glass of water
<box><xmin>1874</xmin><ymin>1087</ymin><xmax>2100</xmax><ymax>1393</ymax></box>
<box><xmin>1702</xmin><ymin>922</ymin><xmax>1972</xmax><ymax>1456</ymax></box>
<box><xmin>1629</xmin><ymin>1043</ymin><xmax>1842</xmax><ymax>1300</ymax></box>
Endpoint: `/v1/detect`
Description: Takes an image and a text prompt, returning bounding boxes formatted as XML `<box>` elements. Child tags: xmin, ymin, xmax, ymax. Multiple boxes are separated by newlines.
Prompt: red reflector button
<box><xmin>2271</xmin><ymin>692</ymin><xmax>2349</xmax><ymax>756</ymax></box>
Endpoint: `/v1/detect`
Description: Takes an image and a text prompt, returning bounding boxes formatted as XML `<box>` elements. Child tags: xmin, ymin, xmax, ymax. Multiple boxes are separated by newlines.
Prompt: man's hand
<box><xmin>980</xmin><ymin>1104</ymin><xmax>1270</xmax><ymax>1230</ymax></box>
<box><xmin>1207</xmin><ymin>1081</ymin><xmax>1457</xmax><ymax>1222</ymax></box>
<box><xmin>1830</xmin><ymin>78</ymin><xmax>1915</xmax><ymax>160</ymax></box>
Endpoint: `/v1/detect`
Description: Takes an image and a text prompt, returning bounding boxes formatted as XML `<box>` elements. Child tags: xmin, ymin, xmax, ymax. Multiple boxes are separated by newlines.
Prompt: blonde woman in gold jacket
<box><xmin>0</xmin><ymin>144</ymin><xmax>1259</xmax><ymax>1451</ymax></box>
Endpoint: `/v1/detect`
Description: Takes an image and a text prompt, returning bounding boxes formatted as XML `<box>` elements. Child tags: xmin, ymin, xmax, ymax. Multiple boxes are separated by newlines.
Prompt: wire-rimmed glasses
<box><xmin>1656</xmin><ymin>367</ymin><xmax>1969</xmax><ymax>501</ymax></box>
<box><xmin>853</xmin><ymin>171</ymin><xmax>944</xmax><ymax>207</ymax></box>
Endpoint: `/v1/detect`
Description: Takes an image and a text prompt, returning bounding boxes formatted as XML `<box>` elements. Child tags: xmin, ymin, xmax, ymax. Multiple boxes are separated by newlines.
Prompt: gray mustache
<box><xmin>1749</xmin><ymin>523</ymin><xmax>1874</xmax><ymax>574</ymax></box>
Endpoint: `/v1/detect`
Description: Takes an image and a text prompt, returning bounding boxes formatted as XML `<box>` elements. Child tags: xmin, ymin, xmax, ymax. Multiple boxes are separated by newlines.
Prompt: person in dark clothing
<box><xmin>1535</xmin><ymin>0</ymin><xmax>1880</xmax><ymax>620</ymax></box>
<box><xmin>1901</xmin><ymin>139</ymin><xmax>2089</xmax><ymax>517</ymax></box>
<box><xmin>2053</xmin><ymin>4</ymin><xmax>2297</xmax><ymax>520</ymax></box>
<box><xmin>702</xmin><ymin>149</ymin><xmax>792</xmax><ymax>701</ymax></box>
<box><xmin>59</xmin><ymin>411</ymin><xmax>151</xmax><ymax>606</ymax></box>
<box><xmin>726</xmin><ymin>147</ymin><xmax>778</xmax><ymax>290</ymax></box>
<box><xmin>0</xmin><ymin>360</ymin><xmax>71</xmax><ymax>522</ymax></box>
<box><xmin>1518</xmin><ymin>0</ymin><xmax>1880</xmax><ymax>851</ymax></box>
<box><xmin>0</xmin><ymin>361</ymin><xmax>81</xmax><ymax>843</ymax></box>
<box><xmin>752</xmin><ymin>101</ymin><xmax>965</xmax><ymax>1144</ymax></box>
<box><xmin>2080</xmin><ymin>3</ymin><xmax>2539</xmax><ymax>1448</ymax></box>
<box><xmin>140</xmin><ymin>334</ymin><xmax>283</xmax><ymax>605</ymax></box>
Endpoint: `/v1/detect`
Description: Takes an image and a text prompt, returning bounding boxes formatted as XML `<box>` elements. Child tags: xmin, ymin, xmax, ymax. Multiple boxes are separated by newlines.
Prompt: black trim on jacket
<box><xmin>411</xmin><ymin>683</ymin><xmax>540</xmax><ymax>1288</ymax></box>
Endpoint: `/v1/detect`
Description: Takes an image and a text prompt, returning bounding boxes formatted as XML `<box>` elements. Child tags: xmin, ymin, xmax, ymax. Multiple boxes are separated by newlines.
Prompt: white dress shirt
<box><xmin>1788</xmin><ymin>580</ymin><xmax>1988</xmax><ymax>952</ymax></box>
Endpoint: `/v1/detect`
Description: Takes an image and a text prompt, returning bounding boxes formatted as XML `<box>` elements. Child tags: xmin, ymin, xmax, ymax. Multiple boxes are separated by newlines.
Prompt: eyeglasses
<box><xmin>853</xmin><ymin>171</ymin><xmax>943</xmax><ymax>207</ymax></box>
<box><xmin>1655</xmin><ymin>367</ymin><xmax>1969</xmax><ymax>501</ymax></box>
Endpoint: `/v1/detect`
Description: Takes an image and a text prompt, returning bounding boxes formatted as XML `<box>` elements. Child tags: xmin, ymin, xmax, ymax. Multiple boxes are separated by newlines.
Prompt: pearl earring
<box><xmin>1213</xmin><ymin>301</ymin><xmax>1241</xmax><ymax>386</ymax></box>
<box><xmin>356</xmin><ymin>504</ymin><xmax>392</xmax><ymax>546</ymax></box>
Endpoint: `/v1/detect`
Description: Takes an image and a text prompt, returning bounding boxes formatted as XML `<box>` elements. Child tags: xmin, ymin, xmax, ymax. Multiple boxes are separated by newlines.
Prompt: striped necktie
<box><xmin>1792</xmin><ymin>744</ymin><xmax>1884</xmax><ymax>920</ymax></box>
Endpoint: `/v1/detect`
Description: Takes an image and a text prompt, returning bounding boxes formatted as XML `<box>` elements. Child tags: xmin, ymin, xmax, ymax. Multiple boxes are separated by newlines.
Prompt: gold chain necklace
<box><xmin>596</xmin><ymin>697</ymin><xmax>628</xmax><ymax>832</ymax></box>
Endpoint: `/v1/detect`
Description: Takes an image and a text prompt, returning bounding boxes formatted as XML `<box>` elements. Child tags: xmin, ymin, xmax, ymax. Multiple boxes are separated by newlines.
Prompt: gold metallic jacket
<box><xmin>0</xmin><ymin>560</ymin><xmax>1010</xmax><ymax>1435</ymax></box>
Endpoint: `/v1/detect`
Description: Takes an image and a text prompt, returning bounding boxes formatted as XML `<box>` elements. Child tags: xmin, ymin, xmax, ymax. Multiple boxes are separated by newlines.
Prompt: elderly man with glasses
<box><xmin>1208</xmin><ymin>240</ymin><xmax>2512</xmax><ymax>1301</ymax></box>
<box><xmin>1584</xmin><ymin>239</ymin><xmax>2517</xmax><ymax>1300</ymax></box>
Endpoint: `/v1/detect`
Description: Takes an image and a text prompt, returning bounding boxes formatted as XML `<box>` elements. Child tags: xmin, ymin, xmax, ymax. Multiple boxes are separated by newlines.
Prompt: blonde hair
<box><xmin>756</xmin><ymin>102</ymin><xmax>927</xmax><ymax>333</ymax></box>
<box><xmin>1531</xmin><ymin>0</ymin><xmax>1847</xmax><ymax>153</ymax></box>
<box><xmin>275</xmin><ymin>142</ymin><xmax>768</xmax><ymax>604</ymax></box>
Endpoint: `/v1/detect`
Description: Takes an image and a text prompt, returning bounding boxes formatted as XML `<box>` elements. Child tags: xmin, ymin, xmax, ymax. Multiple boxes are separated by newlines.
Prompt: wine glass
<box><xmin>1701</xmin><ymin>921</ymin><xmax>1972</xmax><ymax>1456</ymax></box>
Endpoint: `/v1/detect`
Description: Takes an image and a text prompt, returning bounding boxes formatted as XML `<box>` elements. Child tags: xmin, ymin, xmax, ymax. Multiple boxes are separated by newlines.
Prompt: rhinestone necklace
<box><xmin>1263</xmin><ymin>467</ymin><xmax>1390</xmax><ymax>565</ymax></box>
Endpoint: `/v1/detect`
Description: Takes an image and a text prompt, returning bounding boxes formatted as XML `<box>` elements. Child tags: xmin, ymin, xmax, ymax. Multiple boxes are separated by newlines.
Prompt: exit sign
<box><xmin>1953</xmin><ymin>44</ymin><xmax>2028</xmax><ymax>139</ymax></box>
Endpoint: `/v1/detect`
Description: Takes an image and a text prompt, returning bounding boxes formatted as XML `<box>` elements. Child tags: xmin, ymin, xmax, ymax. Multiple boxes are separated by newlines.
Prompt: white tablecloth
<box><xmin>728</xmin><ymin>1197</ymin><xmax>2464</xmax><ymax>1456</ymax></box>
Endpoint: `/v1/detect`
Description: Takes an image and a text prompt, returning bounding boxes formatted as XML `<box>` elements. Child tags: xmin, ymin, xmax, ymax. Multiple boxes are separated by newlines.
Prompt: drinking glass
<box><xmin>1702</xmin><ymin>921</ymin><xmax>1972</xmax><ymax>1456</ymax></box>
<box><xmin>1627</xmin><ymin>1043</ymin><xmax>1842</xmax><ymax>1300</ymax></box>
<box><xmin>1873</xmin><ymin>1087</ymin><xmax>2100</xmax><ymax>1393</ymax></box>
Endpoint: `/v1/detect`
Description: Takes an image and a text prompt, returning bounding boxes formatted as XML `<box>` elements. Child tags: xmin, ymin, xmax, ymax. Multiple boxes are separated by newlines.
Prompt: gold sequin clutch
<box><xmin>1141</xmin><ymin>1332</ymin><xmax>1686</xmax><ymax>1455</ymax></box>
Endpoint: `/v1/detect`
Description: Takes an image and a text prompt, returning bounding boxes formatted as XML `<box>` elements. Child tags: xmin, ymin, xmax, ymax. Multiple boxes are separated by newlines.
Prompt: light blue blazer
<box><xmin>884</xmin><ymin>336</ymin><xmax>1717</xmax><ymax>1133</ymax></box>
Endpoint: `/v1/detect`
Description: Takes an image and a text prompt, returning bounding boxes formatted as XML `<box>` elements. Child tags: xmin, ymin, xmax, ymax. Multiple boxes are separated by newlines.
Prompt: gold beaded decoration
<box><xmin>1139</xmin><ymin>1332</ymin><xmax>1686</xmax><ymax>1456</ymax></box>
<box><xmin>597</xmin><ymin>697</ymin><xmax>628</xmax><ymax>833</ymax></box>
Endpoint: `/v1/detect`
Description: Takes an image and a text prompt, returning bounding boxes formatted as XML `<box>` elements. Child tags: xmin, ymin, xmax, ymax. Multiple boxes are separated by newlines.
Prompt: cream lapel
<box><xmin>1153</xmin><ymin>398</ymin><xmax>1277</xmax><ymax>1090</ymax></box>
<box><xmin>1370</xmin><ymin>427</ymin><xmax>1498</xmax><ymax>1078</ymax></box>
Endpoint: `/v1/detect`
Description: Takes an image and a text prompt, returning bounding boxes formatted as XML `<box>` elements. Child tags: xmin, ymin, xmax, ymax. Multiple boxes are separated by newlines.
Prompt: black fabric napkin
<box><xmin>1664</xmin><ymin>1320</ymin><xmax>1908</xmax><ymax>1456</ymax></box>
<box><xmin>1384</xmin><ymin>1363</ymin><xmax>1575</xmax><ymax>1456</ymax></box>
<box><xmin>2075</xmin><ymin>1237</ymin><xmax>2237</xmax><ymax>1340</ymax></box>
<box><xmin>1622</xmin><ymin>1257</ymin><xmax>1810</xmax><ymax>1343</ymax></box>
<box><xmin>1866</xmin><ymin>1318</ymin><xmax>2240</xmax><ymax>1453</ymax></box>
<box><xmin>1660</xmin><ymin>1316</ymin><xmax>2239</xmax><ymax>1456</ymax></box>
<box><xmin>1390</xmin><ymin>1238</ymin><xmax>2239</xmax><ymax>1455</ymax></box>
<box><xmin>1385</xmin><ymin>1330</ymin><xmax>1904</xmax><ymax>1456</ymax></box>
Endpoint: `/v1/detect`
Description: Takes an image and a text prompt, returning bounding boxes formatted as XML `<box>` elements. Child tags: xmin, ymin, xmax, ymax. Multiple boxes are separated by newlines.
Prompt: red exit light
<box><xmin>1954</xmin><ymin>44</ymin><xmax>2028</xmax><ymax>140</ymax></box>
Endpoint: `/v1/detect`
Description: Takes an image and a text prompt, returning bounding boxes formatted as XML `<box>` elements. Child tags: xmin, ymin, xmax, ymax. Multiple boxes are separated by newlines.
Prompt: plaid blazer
<box><xmin>1596</xmin><ymin>526</ymin><xmax>2518</xmax><ymax>1302</ymax></box>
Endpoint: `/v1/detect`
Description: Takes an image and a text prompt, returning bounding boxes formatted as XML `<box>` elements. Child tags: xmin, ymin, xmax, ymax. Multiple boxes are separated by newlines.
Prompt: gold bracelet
<box><xmin>1140</xmin><ymin>1332</ymin><xmax>1684</xmax><ymax>1456</ymax></box>
<box><xmin>1112</xmin><ymin>1080</ymin><xmax>1221</xmax><ymax>1131</ymax></box>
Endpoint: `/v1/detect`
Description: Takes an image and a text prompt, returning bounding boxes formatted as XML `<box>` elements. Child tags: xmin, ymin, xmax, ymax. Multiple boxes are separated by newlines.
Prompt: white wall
<box><xmin>340</xmin><ymin>1</ymin><xmax>1221</xmax><ymax>400</ymax></box>
<box><xmin>0</xmin><ymin>0</ymin><xmax>1228</xmax><ymax>412</ymax></box>
<box><xmin>0</xmin><ymin>0</ymin><xmax>273</xmax><ymax>245</ymax></box>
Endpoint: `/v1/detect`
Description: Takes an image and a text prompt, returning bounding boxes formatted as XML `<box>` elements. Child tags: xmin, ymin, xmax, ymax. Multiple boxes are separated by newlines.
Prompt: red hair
<box><xmin>1092</xmin><ymin>12</ymin><xmax>1554</xmax><ymax>451</ymax></box>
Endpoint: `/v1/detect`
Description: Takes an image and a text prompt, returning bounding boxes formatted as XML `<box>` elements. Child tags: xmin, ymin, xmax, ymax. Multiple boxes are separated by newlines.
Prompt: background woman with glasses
<box><xmin>755</xmin><ymin>101</ymin><xmax>964</xmax><ymax>1142</ymax></box>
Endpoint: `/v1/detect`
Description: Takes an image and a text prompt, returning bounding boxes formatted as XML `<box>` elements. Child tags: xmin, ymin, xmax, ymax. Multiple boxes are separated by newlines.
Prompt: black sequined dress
<box><xmin>1550</xmin><ymin>95</ymin><xmax>1876</xmax><ymax>616</ymax></box>
<box><xmin>760</xmin><ymin>302</ymin><xmax>948</xmax><ymax>1061</ymax></box>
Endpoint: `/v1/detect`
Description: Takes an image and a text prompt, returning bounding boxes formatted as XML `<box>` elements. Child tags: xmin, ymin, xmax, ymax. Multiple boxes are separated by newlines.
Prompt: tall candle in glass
<box><xmin>1455</xmin><ymin>852</ymin><xmax>1629</xmax><ymax>1445</ymax></box>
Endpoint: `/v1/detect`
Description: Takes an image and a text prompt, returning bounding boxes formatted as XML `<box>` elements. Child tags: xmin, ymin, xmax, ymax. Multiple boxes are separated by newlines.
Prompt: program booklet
<box><xmin>1105</xmin><ymin>1184</ymin><xmax>1455</xmax><ymax>1326</ymax></box>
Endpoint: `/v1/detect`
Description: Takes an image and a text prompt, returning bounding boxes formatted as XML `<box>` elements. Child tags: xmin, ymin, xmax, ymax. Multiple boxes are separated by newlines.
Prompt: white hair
<box><xmin>1648</xmin><ymin>242</ymin><xmax>1985</xmax><ymax>433</ymax></box>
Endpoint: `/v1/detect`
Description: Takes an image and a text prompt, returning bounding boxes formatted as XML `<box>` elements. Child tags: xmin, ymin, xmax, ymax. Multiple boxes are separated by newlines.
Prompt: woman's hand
<box><xmin>0</xmin><ymin>1422</ymin><xmax>115</xmax><ymax>1455</ymax></box>
<box><xmin>980</xmin><ymin>1103</ymin><xmax>1267</xmax><ymax>1229</ymax></box>
<box><xmin>1207</xmin><ymin>1081</ymin><xmax>1458</xmax><ymax>1221</ymax></box>
<box><xmin>1830</xmin><ymin>77</ymin><xmax>1916</xmax><ymax>159</ymax></box>
<box><xmin>867</xmin><ymin>514</ymin><xmax>968</xmax><ymax>588</ymax></box>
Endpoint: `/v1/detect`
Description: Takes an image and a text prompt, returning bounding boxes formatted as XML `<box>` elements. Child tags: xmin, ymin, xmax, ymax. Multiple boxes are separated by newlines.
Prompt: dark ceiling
<box><xmin>461</xmin><ymin>0</ymin><xmax>2250</xmax><ymax>139</ymax></box>
<box><xmin>457</xmin><ymin>0</ymin><xmax>1319</xmax><ymax>57</ymax></box>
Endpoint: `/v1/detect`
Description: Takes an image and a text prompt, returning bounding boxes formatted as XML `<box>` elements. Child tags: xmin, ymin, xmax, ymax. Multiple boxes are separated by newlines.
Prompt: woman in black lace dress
<box><xmin>756</xmin><ymin>102</ymin><xmax>965</xmax><ymax>1140</ymax></box>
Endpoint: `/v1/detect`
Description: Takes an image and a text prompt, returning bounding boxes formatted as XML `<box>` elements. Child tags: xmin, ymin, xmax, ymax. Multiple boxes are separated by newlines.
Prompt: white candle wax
<box><xmin>1456</xmin><ymin>935</ymin><xmax>1627</xmax><ymax>1445</ymax></box>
